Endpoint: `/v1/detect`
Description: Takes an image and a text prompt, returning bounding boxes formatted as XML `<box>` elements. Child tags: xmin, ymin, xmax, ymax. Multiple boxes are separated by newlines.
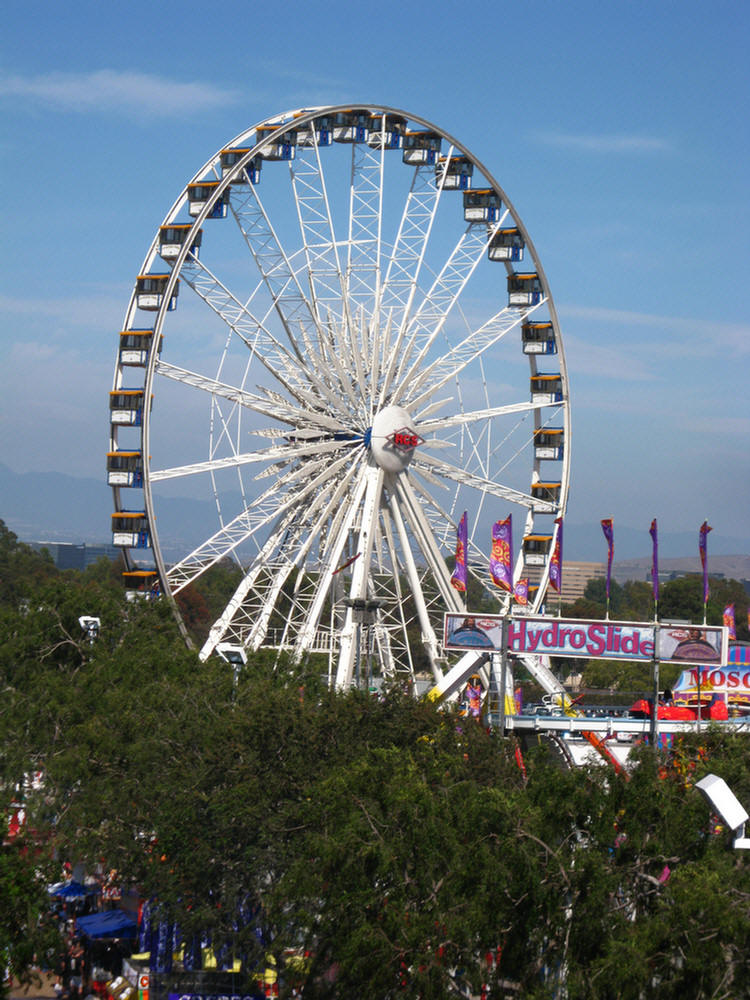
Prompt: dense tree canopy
<box><xmin>3</xmin><ymin>519</ymin><xmax>750</xmax><ymax>999</ymax></box>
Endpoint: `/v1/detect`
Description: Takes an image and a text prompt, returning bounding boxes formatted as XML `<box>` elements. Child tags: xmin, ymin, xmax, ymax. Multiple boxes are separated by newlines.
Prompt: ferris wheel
<box><xmin>108</xmin><ymin>104</ymin><xmax>571</xmax><ymax>689</ymax></box>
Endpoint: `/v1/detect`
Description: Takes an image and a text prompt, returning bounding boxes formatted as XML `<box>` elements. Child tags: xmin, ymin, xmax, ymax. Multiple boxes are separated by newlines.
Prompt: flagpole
<box><xmin>699</xmin><ymin>520</ymin><xmax>711</xmax><ymax>625</ymax></box>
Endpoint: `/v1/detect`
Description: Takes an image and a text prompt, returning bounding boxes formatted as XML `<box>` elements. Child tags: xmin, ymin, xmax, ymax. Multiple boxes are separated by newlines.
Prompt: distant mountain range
<box><xmin>2</xmin><ymin>463</ymin><xmax>749</xmax><ymax>582</ymax></box>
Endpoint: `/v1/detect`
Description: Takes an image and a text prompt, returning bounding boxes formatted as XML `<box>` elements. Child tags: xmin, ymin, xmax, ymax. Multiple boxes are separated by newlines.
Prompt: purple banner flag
<box><xmin>450</xmin><ymin>511</ymin><xmax>468</xmax><ymax>592</ymax></box>
<box><xmin>723</xmin><ymin>603</ymin><xmax>736</xmax><ymax>640</ymax></box>
<box><xmin>549</xmin><ymin>517</ymin><xmax>563</xmax><ymax>593</ymax></box>
<box><xmin>490</xmin><ymin>515</ymin><xmax>513</xmax><ymax>592</ymax></box>
<box><xmin>699</xmin><ymin>521</ymin><xmax>712</xmax><ymax>605</ymax></box>
<box><xmin>649</xmin><ymin>519</ymin><xmax>659</xmax><ymax>606</ymax></box>
<box><xmin>601</xmin><ymin>518</ymin><xmax>614</xmax><ymax>600</ymax></box>
<box><xmin>513</xmin><ymin>578</ymin><xmax>529</xmax><ymax>605</ymax></box>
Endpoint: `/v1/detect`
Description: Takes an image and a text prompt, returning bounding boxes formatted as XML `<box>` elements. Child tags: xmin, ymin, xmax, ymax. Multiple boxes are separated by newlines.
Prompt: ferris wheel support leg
<box><xmin>335</xmin><ymin>464</ymin><xmax>384</xmax><ymax>688</ymax></box>
<box><xmin>386</xmin><ymin>488</ymin><xmax>443</xmax><ymax>683</ymax></box>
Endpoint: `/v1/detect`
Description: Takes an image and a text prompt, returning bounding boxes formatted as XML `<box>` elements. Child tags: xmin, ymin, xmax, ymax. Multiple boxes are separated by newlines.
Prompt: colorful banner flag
<box><xmin>699</xmin><ymin>521</ymin><xmax>712</xmax><ymax>605</ymax></box>
<box><xmin>450</xmin><ymin>511</ymin><xmax>468</xmax><ymax>592</ymax></box>
<box><xmin>649</xmin><ymin>518</ymin><xmax>659</xmax><ymax>606</ymax></box>
<box><xmin>513</xmin><ymin>578</ymin><xmax>529</xmax><ymax>605</ymax></box>
<box><xmin>549</xmin><ymin>517</ymin><xmax>563</xmax><ymax>593</ymax></box>
<box><xmin>601</xmin><ymin>518</ymin><xmax>614</xmax><ymax>600</ymax></box>
<box><xmin>490</xmin><ymin>515</ymin><xmax>513</xmax><ymax>592</ymax></box>
<box><xmin>723</xmin><ymin>603</ymin><xmax>736</xmax><ymax>640</ymax></box>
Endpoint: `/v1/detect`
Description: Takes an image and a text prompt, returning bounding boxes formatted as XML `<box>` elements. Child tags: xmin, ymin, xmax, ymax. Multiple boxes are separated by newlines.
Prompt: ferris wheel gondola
<box><xmin>108</xmin><ymin>104</ymin><xmax>571</xmax><ymax>689</ymax></box>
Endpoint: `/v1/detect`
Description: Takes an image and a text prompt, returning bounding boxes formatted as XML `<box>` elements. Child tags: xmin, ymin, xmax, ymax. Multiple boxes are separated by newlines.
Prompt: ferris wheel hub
<box><xmin>370</xmin><ymin>405</ymin><xmax>421</xmax><ymax>473</ymax></box>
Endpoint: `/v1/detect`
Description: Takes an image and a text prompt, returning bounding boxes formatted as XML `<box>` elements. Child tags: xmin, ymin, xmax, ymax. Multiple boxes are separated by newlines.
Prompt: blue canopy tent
<box><xmin>49</xmin><ymin>880</ymin><xmax>100</xmax><ymax>901</ymax></box>
<box><xmin>75</xmin><ymin>910</ymin><xmax>138</xmax><ymax>940</ymax></box>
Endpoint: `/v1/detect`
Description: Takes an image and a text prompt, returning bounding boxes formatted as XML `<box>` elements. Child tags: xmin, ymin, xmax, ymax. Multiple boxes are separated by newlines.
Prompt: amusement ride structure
<box><xmin>108</xmin><ymin>104</ymin><xmax>570</xmax><ymax>694</ymax></box>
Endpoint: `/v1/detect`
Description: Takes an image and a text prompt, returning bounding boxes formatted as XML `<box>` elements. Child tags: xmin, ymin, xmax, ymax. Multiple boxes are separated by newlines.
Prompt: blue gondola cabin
<box><xmin>118</xmin><ymin>330</ymin><xmax>161</xmax><ymax>367</ymax></box>
<box><xmin>402</xmin><ymin>130</ymin><xmax>442</xmax><ymax>165</ymax></box>
<box><xmin>367</xmin><ymin>113</ymin><xmax>407</xmax><ymax>149</ymax></box>
<box><xmin>332</xmin><ymin>110</ymin><xmax>370</xmax><ymax>143</ymax></box>
<box><xmin>534</xmin><ymin>428</ymin><xmax>564</xmax><ymax>461</ymax></box>
<box><xmin>122</xmin><ymin>569</ymin><xmax>160</xmax><ymax>599</ymax></box>
<box><xmin>530</xmin><ymin>374</ymin><xmax>564</xmax><ymax>404</ymax></box>
<box><xmin>436</xmin><ymin>155</ymin><xmax>473</xmax><ymax>190</ymax></box>
<box><xmin>489</xmin><ymin>229</ymin><xmax>525</xmax><ymax>262</ymax></box>
<box><xmin>158</xmin><ymin>224</ymin><xmax>202</xmax><ymax>261</ymax></box>
<box><xmin>107</xmin><ymin>451</ymin><xmax>143</xmax><ymax>488</ymax></box>
<box><xmin>109</xmin><ymin>390</ymin><xmax>150</xmax><ymax>426</ymax></box>
<box><xmin>255</xmin><ymin>124</ymin><xmax>297</xmax><ymax>160</ymax></box>
<box><xmin>111</xmin><ymin>512</ymin><xmax>150</xmax><ymax>548</ymax></box>
<box><xmin>463</xmin><ymin>189</ymin><xmax>502</xmax><ymax>223</ymax></box>
<box><xmin>522</xmin><ymin>322</ymin><xmax>556</xmax><ymax>355</ymax></box>
<box><xmin>220</xmin><ymin>148</ymin><xmax>263</xmax><ymax>182</ymax></box>
<box><xmin>187</xmin><ymin>181</ymin><xmax>229</xmax><ymax>219</ymax></box>
<box><xmin>293</xmin><ymin>113</ymin><xmax>334</xmax><ymax>147</ymax></box>
<box><xmin>508</xmin><ymin>273</ymin><xmax>543</xmax><ymax>307</ymax></box>
<box><xmin>136</xmin><ymin>275</ymin><xmax>178</xmax><ymax>312</ymax></box>
<box><xmin>530</xmin><ymin>481</ymin><xmax>562</xmax><ymax>510</ymax></box>
<box><xmin>523</xmin><ymin>534</ymin><xmax>553</xmax><ymax>566</ymax></box>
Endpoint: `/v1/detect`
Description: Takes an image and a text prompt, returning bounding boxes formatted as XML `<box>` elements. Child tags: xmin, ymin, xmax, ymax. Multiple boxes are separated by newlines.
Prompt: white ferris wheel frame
<box><xmin>109</xmin><ymin>103</ymin><xmax>572</xmax><ymax>690</ymax></box>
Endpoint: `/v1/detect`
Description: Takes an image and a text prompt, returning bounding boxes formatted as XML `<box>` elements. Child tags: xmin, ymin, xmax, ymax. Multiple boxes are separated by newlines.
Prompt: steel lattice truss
<box><xmin>109</xmin><ymin>105</ymin><xmax>571</xmax><ymax>688</ymax></box>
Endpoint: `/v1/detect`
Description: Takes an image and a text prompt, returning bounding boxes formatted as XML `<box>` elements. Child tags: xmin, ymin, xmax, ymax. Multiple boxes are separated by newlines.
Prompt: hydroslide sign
<box><xmin>444</xmin><ymin>613</ymin><xmax>727</xmax><ymax>666</ymax></box>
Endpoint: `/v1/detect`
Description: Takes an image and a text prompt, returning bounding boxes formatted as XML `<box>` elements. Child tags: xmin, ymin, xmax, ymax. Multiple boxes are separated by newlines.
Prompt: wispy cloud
<box><xmin>560</xmin><ymin>304</ymin><xmax>750</xmax><ymax>357</ymax></box>
<box><xmin>532</xmin><ymin>130</ymin><xmax>672</xmax><ymax>154</ymax></box>
<box><xmin>0</xmin><ymin>70</ymin><xmax>240</xmax><ymax>117</ymax></box>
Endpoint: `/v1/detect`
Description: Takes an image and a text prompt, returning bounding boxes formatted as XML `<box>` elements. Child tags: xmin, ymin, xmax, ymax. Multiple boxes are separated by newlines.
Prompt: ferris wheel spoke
<box><xmin>201</xmin><ymin>458</ymin><xmax>362</xmax><ymax>657</ymax></box>
<box><xmin>295</xmin><ymin>463</ymin><xmax>372</xmax><ymax>656</ymax></box>
<box><xmin>404</xmin><ymin>303</ymin><xmax>542</xmax><ymax>414</ymax></box>
<box><xmin>290</xmin><ymin>143</ymin><xmax>351</xmax><ymax>330</ymax></box>
<box><xmin>393</xmin><ymin>474</ymin><xmax>462</xmax><ymax>614</ymax></box>
<box><xmin>419</xmin><ymin>400</ymin><xmax>549</xmax><ymax>433</ymax></box>
<box><xmin>411</xmin><ymin>452</ymin><xmax>551</xmax><ymax>511</ymax></box>
<box><xmin>149</xmin><ymin>437</ymin><xmax>352</xmax><ymax>483</ymax></box>
<box><xmin>386</xmin><ymin>489</ymin><xmax>444</xmax><ymax>680</ymax></box>
<box><xmin>229</xmin><ymin>181</ymin><xmax>327</xmax><ymax>361</ymax></box>
<box><xmin>346</xmin><ymin>138</ymin><xmax>385</xmax><ymax>319</ymax></box>
<box><xmin>155</xmin><ymin>359</ymin><xmax>349</xmax><ymax>435</ymax></box>
<box><xmin>168</xmin><ymin>450</ymin><xmax>358</xmax><ymax>593</ymax></box>
<box><xmin>377</xmin><ymin>161</ymin><xmax>445</xmax><ymax>344</ymax></box>
<box><xmin>390</xmin><ymin>218</ymin><xmax>507</xmax><ymax>401</ymax></box>
<box><xmin>177</xmin><ymin>254</ymin><xmax>320</xmax><ymax>393</ymax></box>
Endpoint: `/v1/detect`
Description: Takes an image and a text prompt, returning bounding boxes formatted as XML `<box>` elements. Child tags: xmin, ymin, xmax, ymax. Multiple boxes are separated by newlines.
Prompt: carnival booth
<box><xmin>672</xmin><ymin>643</ymin><xmax>750</xmax><ymax>716</ymax></box>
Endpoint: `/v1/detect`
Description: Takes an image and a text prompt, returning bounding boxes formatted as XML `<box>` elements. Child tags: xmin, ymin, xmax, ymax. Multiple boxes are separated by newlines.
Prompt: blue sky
<box><xmin>1</xmin><ymin>0</ymin><xmax>748</xmax><ymax>556</ymax></box>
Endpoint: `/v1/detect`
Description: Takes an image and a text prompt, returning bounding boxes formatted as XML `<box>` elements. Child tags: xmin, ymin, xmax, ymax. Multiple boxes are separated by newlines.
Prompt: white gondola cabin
<box><xmin>158</xmin><ymin>224</ymin><xmax>203</xmax><ymax>261</ymax></box>
<box><xmin>402</xmin><ymin>130</ymin><xmax>442</xmax><ymax>165</ymax></box>
<box><xmin>220</xmin><ymin>148</ymin><xmax>263</xmax><ymax>182</ymax></box>
<box><xmin>187</xmin><ymin>181</ymin><xmax>229</xmax><ymax>219</ymax></box>
<box><xmin>534</xmin><ymin>428</ymin><xmax>564</xmax><ymax>461</ymax></box>
<box><xmin>118</xmin><ymin>329</ymin><xmax>161</xmax><ymax>367</ymax></box>
<box><xmin>136</xmin><ymin>274</ymin><xmax>178</xmax><ymax>312</ymax></box>
<box><xmin>530</xmin><ymin>481</ymin><xmax>562</xmax><ymax>509</ymax></box>
<box><xmin>530</xmin><ymin>374</ymin><xmax>564</xmax><ymax>404</ymax></box>
<box><xmin>367</xmin><ymin>113</ymin><xmax>407</xmax><ymax>149</ymax></box>
<box><xmin>463</xmin><ymin>189</ymin><xmax>502</xmax><ymax>223</ymax></box>
<box><xmin>293</xmin><ymin>113</ymin><xmax>334</xmax><ymax>147</ymax></box>
<box><xmin>111</xmin><ymin>512</ymin><xmax>150</xmax><ymax>548</ymax></box>
<box><xmin>508</xmin><ymin>273</ymin><xmax>543</xmax><ymax>307</ymax></box>
<box><xmin>332</xmin><ymin>110</ymin><xmax>370</xmax><ymax>143</ymax></box>
<box><xmin>523</xmin><ymin>534</ymin><xmax>553</xmax><ymax>566</ymax></box>
<box><xmin>489</xmin><ymin>228</ymin><xmax>525</xmax><ymax>262</ymax></box>
<box><xmin>522</xmin><ymin>322</ymin><xmax>556</xmax><ymax>355</ymax></box>
<box><xmin>255</xmin><ymin>124</ymin><xmax>297</xmax><ymax>160</ymax></box>
<box><xmin>122</xmin><ymin>569</ymin><xmax>160</xmax><ymax>600</ymax></box>
<box><xmin>107</xmin><ymin>451</ymin><xmax>143</xmax><ymax>488</ymax></box>
<box><xmin>109</xmin><ymin>390</ymin><xmax>150</xmax><ymax>426</ymax></box>
<box><xmin>436</xmin><ymin>155</ymin><xmax>473</xmax><ymax>190</ymax></box>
